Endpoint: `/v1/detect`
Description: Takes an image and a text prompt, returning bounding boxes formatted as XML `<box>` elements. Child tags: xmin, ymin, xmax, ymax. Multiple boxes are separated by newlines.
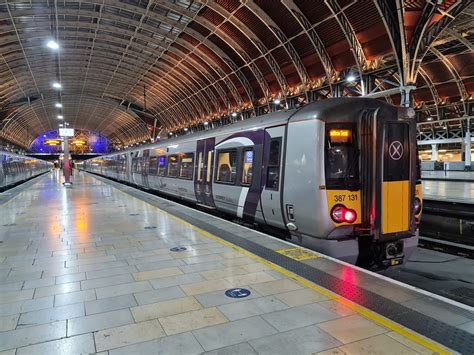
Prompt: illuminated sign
<box><xmin>44</xmin><ymin>139</ymin><xmax>61</xmax><ymax>146</ymax></box>
<box><xmin>245</xmin><ymin>150</ymin><xmax>253</xmax><ymax>163</ymax></box>
<box><xmin>59</xmin><ymin>128</ymin><xmax>75</xmax><ymax>137</ymax></box>
<box><xmin>329</xmin><ymin>129</ymin><xmax>352</xmax><ymax>144</ymax></box>
<box><xmin>72</xmin><ymin>139</ymin><xmax>86</xmax><ymax>146</ymax></box>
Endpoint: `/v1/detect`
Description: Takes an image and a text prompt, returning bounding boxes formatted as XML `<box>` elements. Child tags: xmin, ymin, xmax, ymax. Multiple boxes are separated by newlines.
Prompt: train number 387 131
<box><xmin>334</xmin><ymin>194</ymin><xmax>358</xmax><ymax>202</ymax></box>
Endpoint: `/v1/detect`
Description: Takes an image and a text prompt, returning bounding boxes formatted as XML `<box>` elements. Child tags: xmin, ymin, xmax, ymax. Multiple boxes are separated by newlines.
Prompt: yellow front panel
<box><xmin>382</xmin><ymin>180</ymin><xmax>409</xmax><ymax>234</ymax></box>
<box><xmin>326</xmin><ymin>190</ymin><xmax>361</xmax><ymax>226</ymax></box>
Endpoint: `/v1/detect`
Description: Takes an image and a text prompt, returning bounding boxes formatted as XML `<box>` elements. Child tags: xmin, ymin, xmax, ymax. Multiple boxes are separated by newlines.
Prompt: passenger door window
<box><xmin>149</xmin><ymin>157</ymin><xmax>158</xmax><ymax>175</ymax></box>
<box><xmin>266</xmin><ymin>139</ymin><xmax>281</xmax><ymax>190</ymax></box>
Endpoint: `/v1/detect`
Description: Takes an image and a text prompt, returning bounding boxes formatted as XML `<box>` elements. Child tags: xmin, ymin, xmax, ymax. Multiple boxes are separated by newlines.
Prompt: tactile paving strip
<box><xmin>97</xmin><ymin>175</ymin><xmax>474</xmax><ymax>354</ymax></box>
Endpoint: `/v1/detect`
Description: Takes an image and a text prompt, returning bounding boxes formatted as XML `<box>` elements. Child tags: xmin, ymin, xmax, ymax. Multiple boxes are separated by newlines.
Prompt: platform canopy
<box><xmin>0</xmin><ymin>0</ymin><xmax>472</xmax><ymax>149</ymax></box>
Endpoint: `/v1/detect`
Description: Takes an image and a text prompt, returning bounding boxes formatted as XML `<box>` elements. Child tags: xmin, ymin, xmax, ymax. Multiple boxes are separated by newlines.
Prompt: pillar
<box><xmin>63</xmin><ymin>136</ymin><xmax>72</xmax><ymax>186</ymax></box>
<box><xmin>431</xmin><ymin>144</ymin><xmax>438</xmax><ymax>161</ymax></box>
<box><xmin>465</xmin><ymin>131</ymin><xmax>472</xmax><ymax>170</ymax></box>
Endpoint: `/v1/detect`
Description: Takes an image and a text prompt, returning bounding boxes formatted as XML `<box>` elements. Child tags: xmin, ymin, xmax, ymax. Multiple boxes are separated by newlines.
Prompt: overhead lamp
<box><xmin>274</xmin><ymin>99</ymin><xmax>281</xmax><ymax>105</ymax></box>
<box><xmin>203</xmin><ymin>121</ymin><xmax>209</xmax><ymax>126</ymax></box>
<box><xmin>59</xmin><ymin>123</ymin><xmax>64</xmax><ymax>127</ymax></box>
<box><xmin>427</xmin><ymin>117</ymin><xmax>433</xmax><ymax>121</ymax></box>
<box><xmin>52</xmin><ymin>82</ymin><xmax>62</xmax><ymax>89</ymax></box>
<box><xmin>231</xmin><ymin>112</ymin><xmax>238</xmax><ymax>117</ymax></box>
<box><xmin>55</xmin><ymin>103</ymin><xmax>62</xmax><ymax>108</ymax></box>
<box><xmin>346</xmin><ymin>75</ymin><xmax>356</xmax><ymax>82</ymax></box>
<box><xmin>57</xmin><ymin>115</ymin><xmax>63</xmax><ymax>119</ymax></box>
<box><xmin>184</xmin><ymin>127</ymin><xmax>188</xmax><ymax>131</ymax></box>
<box><xmin>47</xmin><ymin>40</ymin><xmax>59</xmax><ymax>50</ymax></box>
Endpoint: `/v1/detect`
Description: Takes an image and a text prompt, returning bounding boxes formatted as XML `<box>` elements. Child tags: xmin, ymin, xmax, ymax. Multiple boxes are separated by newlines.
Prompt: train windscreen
<box><xmin>325</xmin><ymin>124</ymin><xmax>359</xmax><ymax>190</ymax></box>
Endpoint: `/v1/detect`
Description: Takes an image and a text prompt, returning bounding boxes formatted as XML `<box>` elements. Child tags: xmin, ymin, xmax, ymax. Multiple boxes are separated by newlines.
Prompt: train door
<box><xmin>379</xmin><ymin>122</ymin><xmax>412</xmax><ymax>236</ymax></box>
<box><xmin>141</xmin><ymin>149</ymin><xmax>150</xmax><ymax>189</ymax></box>
<box><xmin>194</xmin><ymin>138</ymin><xmax>216</xmax><ymax>208</ymax></box>
<box><xmin>261</xmin><ymin>126</ymin><xmax>286</xmax><ymax>228</ymax></box>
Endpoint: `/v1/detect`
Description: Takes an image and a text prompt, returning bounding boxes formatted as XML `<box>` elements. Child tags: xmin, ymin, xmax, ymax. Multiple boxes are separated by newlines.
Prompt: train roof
<box><xmin>95</xmin><ymin>97</ymin><xmax>396</xmax><ymax>158</ymax></box>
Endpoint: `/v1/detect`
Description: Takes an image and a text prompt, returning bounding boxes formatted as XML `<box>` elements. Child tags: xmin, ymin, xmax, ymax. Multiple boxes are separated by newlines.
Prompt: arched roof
<box><xmin>0</xmin><ymin>0</ymin><xmax>472</xmax><ymax>148</ymax></box>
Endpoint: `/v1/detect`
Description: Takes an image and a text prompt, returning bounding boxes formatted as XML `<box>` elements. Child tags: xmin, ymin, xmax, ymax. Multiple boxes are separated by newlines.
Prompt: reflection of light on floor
<box><xmin>342</xmin><ymin>266</ymin><xmax>356</xmax><ymax>284</ymax></box>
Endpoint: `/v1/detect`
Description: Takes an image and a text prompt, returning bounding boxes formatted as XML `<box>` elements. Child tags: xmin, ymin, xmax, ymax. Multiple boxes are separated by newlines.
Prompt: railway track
<box><xmin>419</xmin><ymin>199</ymin><xmax>474</xmax><ymax>258</ymax></box>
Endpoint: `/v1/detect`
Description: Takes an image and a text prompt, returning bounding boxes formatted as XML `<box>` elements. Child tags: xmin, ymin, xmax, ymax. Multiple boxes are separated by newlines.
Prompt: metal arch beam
<box><xmin>157</xmin><ymin>1</ymin><xmax>268</xmax><ymax>107</ymax></box>
<box><xmin>409</xmin><ymin>0</ymin><xmax>470</xmax><ymax>82</ymax></box>
<box><xmin>204</xmin><ymin>1</ymin><xmax>289</xmax><ymax>101</ymax></box>
<box><xmin>418</xmin><ymin>67</ymin><xmax>441</xmax><ymax>120</ymax></box>
<box><xmin>443</xmin><ymin>28</ymin><xmax>474</xmax><ymax>51</ymax></box>
<box><xmin>429</xmin><ymin>47</ymin><xmax>468</xmax><ymax>114</ymax></box>
<box><xmin>242</xmin><ymin>0</ymin><xmax>310</xmax><ymax>92</ymax></box>
<box><xmin>408</xmin><ymin>0</ymin><xmax>440</xmax><ymax>84</ymax></box>
<box><xmin>324</xmin><ymin>0</ymin><xmax>368</xmax><ymax>94</ymax></box>
<box><xmin>2</xmin><ymin>6</ymin><xmax>239</xmax><ymax>118</ymax></box>
<box><xmin>372</xmin><ymin>0</ymin><xmax>409</xmax><ymax>85</ymax></box>
<box><xmin>281</xmin><ymin>0</ymin><xmax>337</xmax><ymax>88</ymax></box>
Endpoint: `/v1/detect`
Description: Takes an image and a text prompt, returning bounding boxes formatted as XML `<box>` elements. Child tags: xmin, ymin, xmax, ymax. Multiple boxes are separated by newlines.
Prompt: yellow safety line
<box><xmin>101</xmin><ymin>175</ymin><xmax>452</xmax><ymax>354</ymax></box>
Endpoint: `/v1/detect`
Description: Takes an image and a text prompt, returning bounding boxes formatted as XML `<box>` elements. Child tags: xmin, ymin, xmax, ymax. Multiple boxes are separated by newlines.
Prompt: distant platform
<box><xmin>422</xmin><ymin>170</ymin><xmax>474</xmax><ymax>182</ymax></box>
<box><xmin>422</xmin><ymin>179</ymin><xmax>474</xmax><ymax>204</ymax></box>
<box><xmin>0</xmin><ymin>171</ymin><xmax>472</xmax><ymax>354</ymax></box>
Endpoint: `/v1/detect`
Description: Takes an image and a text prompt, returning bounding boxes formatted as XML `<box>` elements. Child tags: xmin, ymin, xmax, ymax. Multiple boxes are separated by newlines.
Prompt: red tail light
<box><xmin>331</xmin><ymin>205</ymin><xmax>357</xmax><ymax>224</ymax></box>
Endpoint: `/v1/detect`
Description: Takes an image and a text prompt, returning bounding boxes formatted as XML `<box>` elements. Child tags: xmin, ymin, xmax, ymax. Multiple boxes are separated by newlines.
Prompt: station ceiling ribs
<box><xmin>0</xmin><ymin>0</ymin><xmax>472</xmax><ymax>149</ymax></box>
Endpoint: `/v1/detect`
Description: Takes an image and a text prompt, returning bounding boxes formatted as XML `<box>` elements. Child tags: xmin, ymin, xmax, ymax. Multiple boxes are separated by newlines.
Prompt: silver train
<box><xmin>80</xmin><ymin>98</ymin><xmax>422</xmax><ymax>269</ymax></box>
<box><xmin>0</xmin><ymin>151</ymin><xmax>52</xmax><ymax>190</ymax></box>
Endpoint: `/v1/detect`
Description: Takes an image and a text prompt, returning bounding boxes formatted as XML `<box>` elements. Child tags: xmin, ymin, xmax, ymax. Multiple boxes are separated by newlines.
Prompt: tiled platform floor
<box><xmin>0</xmin><ymin>171</ymin><xmax>454</xmax><ymax>354</ymax></box>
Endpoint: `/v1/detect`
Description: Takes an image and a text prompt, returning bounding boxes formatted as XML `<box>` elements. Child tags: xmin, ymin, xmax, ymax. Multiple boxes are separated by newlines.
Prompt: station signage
<box><xmin>59</xmin><ymin>128</ymin><xmax>75</xmax><ymax>137</ymax></box>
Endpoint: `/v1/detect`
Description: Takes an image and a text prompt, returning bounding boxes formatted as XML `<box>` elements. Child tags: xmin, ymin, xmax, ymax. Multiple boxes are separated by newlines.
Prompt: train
<box><xmin>79</xmin><ymin>98</ymin><xmax>423</xmax><ymax>269</ymax></box>
<box><xmin>0</xmin><ymin>151</ymin><xmax>52</xmax><ymax>190</ymax></box>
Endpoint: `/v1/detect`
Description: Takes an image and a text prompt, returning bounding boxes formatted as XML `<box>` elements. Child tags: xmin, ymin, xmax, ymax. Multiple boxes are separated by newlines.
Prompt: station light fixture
<box><xmin>184</xmin><ymin>127</ymin><xmax>188</xmax><ymax>131</ymax></box>
<box><xmin>59</xmin><ymin>123</ymin><xmax>64</xmax><ymax>127</ymax></box>
<box><xmin>57</xmin><ymin>115</ymin><xmax>63</xmax><ymax>119</ymax></box>
<box><xmin>346</xmin><ymin>75</ymin><xmax>356</xmax><ymax>82</ymax></box>
<box><xmin>203</xmin><ymin>121</ymin><xmax>209</xmax><ymax>126</ymax></box>
<box><xmin>47</xmin><ymin>40</ymin><xmax>59</xmax><ymax>50</ymax></box>
<box><xmin>274</xmin><ymin>99</ymin><xmax>281</xmax><ymax>105</ymax></box>
<box><xmin>231</xmin><ymin>112</ymin><xmax>238</xmax><ymax>117</ymax></box>
<box><xmin>52</xmin><ymin>82</ymin><xmax>62</xmax><ymax>89</ymax></box>
<box><xmin>55</xmin><ymin>103</ymin><xmax>62</xmax><ymax>108</ymax></box>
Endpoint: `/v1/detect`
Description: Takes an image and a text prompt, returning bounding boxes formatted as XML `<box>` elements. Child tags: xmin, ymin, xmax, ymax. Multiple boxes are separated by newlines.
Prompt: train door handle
<box><xmin>286</xmin><ymin>204</ymin><xmax>295</xmax><ymax>221</ymax></box>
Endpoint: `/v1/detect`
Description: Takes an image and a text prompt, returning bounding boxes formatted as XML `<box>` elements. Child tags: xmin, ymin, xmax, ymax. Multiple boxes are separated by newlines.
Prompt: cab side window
<box><xmin>216</xmin><ymin>150</ymin><xmax>237</xmax><ymax>184</ymax></box>
<box><xmin>266</xmin><ymin>139</ymin><xmax>281</xmax><ymax>190</ymax></box>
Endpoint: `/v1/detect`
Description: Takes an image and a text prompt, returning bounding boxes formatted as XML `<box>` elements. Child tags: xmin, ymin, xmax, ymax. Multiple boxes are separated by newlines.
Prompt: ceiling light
<box><xmin>346</xmin><ymin>75</ymin><xmax>356</xmax><ymax>82</ymax></box>
<box><xmin>203</xmin><ymin>121</ymin><xmax>209</xmax><ymax>125</ymax></box>
<box><xmin>59</xmin><ymin>124</ymin><xmax>64</xmax><ymax>127</ymax></box>
<box><xmin>274</xmin><ymin>99</ymin><xmax>281</xmax><ymax>105</ymax></box>
<box><xmin>52</xmin><ymin>82</ymin><xmax>62</xmax><ymax>89</ymax></box>
<box><xmin>184</xmin><ymin>127</ymin><xmax>188</xmax><ymax>131</ymax></box>
<box><xmin>47</xmin><ymin>40</ymin><xmax>59</xmax><ymax>50</ymax></box>
<box><xmin>231</xmin><ymin>112</ymin><xmax>237</xmax><ymax>117</ymax></box>
<box><xmin>57</xmin><ymin>115</ymin><xmax>63</xmax><ymax>119</ymax></box>
<box><xmin>55</xmin><ymin>103</ymin><xmax>62</xmax><ymax>108</ymax></box>
<box><xmin>427</xmin><ymin>117</ymin><xmax>433</xmax><ymax>121</ymax></box>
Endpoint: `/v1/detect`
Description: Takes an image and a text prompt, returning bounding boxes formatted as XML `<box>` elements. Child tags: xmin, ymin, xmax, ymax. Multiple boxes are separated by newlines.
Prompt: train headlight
<box><xmin>331</xmin><ymin>205</ymin><xmax>357</xmax><ymax>224</ymax></box>
<box><xmin>414</xmin><ymin>197</ymin><xmax>422</xmax><ymax>215</ymax></box>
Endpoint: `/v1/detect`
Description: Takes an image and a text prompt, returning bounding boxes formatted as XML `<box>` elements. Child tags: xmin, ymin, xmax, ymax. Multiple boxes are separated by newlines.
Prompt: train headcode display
<box><xmin>329</xmin><ymin>129</ymin><xmax>352</xmax><ymax>144</ymax></box>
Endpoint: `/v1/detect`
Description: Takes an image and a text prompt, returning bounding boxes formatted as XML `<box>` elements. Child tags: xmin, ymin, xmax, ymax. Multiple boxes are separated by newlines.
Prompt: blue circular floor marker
<box><xmin>225</xmin><ymin>288</ymin><xmax>251</xmax><ymax>298</ymax></box>
<box><xmin>170</xmin><ymin>246</ymin><xmax>187</xmax><ymax>252</ymax></box>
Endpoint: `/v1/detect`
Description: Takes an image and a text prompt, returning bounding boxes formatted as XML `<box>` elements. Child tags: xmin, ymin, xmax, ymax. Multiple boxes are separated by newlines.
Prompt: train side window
<box><xmin>149</xmin><ymin>157</ymin><xmax>158</xmax><ymax>175</ymax></box>
<box><xmin>216</xmin><ymin>150</ymin><xmax>237</xmax><ymax>184</ymax></box>
<box><xmin>167</xmin><ymin>155</ymin><xmax>179</xmax><ymax>177</ymax></box>
<box><xmin>180</xmin><ymin>153</ymin><xmax>194</xmax><ymax>179</ymax></box>
<box><xmin>157</xmin><ymin>156</ymin><xmax>167</xmax><ymax>176</ymax></box>
<box><xmin>266</xmin><ymin>139</ymin><xmax>281</xmax><ymax>190</ymax></box>
<box><xmin>241</xmin><ymin>149</ymin><xmax>253</xmax><ymax>186</ymax></box>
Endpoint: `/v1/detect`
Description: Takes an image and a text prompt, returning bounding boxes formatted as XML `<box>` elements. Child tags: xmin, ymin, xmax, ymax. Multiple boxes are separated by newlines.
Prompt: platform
<box><xmin>422</xmin><ymin>179</ymin><xmax>474</xmax><ymax>204</ymax></box>
<box><xmin>0</xmin><ymin>172</ymin><xmax>473</xmax><ymax>354</ymax></box>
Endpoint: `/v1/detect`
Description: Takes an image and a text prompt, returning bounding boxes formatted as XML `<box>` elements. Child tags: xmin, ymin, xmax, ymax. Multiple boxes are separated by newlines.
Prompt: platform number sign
<box><xmin>225</xmin><ymin>288</ymin><xmax>251</xmax><ymax>298</ymax></box>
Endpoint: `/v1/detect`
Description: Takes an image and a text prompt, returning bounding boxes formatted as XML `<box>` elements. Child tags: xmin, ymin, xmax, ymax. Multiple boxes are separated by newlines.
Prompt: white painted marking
<box><xmin>236</xmin><ymin>187</ymin><xmax>249</xmax><ymax>218</ymax></box>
